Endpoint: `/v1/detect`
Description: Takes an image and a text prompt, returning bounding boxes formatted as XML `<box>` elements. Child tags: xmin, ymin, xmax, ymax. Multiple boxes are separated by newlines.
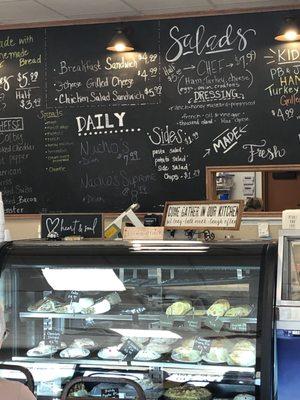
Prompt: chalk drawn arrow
<box><xmin>226</xmin><ymin>63</ymin><xmax>234</xmax><ymax>67</ymax></box>
<box><xmin>203</xmin><ymin>148</ymin><xmax>211</xmax><ymax>158</ymax></box>
<box><xmin>183</xmin><ymin>65</ymin><xmax>196</xmax><ymax>70</ymax></box>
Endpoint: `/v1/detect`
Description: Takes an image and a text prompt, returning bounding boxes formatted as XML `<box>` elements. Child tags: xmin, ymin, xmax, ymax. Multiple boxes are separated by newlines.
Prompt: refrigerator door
<box><xmin>0</xmin><ymin>240</ymin><xmax>277</xmax><ymax>400</ymax></box>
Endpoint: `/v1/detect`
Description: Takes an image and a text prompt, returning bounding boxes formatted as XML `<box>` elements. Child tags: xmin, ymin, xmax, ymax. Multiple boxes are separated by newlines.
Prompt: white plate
<box><xmin>27</xmin><ymin>347</ymin><xmax>57</xmax><ymax>357</ymax></box>
<box><xmin>98</xmin><ymin>347</ymin><xmax>124</xmax><ymax>360</ymax></box>
<box><xmin>60</xmin><ymin>348</ymin><xmax>90</xmax><ymax>358</ymax></box>
<box><xmin>171</xmin><ymin>352</ymin><xmax>202</xmax><ymax>363</ymax></box>
<box><xmin>227</xmin><ymin>359</ymin><xmax>255</xmax><ymax>367</ymax></box>
<box><xmin>202</xmin><ymin>355</ymin><xmax>226</xmax><ymax>364</ymax></box>
<box><xmin>134</xmin><ymin>351</ymin><xmax>161</xmax><ymax>361</ymax></box>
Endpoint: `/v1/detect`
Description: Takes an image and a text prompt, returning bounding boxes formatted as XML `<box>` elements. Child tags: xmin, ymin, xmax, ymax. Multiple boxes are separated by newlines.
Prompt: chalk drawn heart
<box><xmin>46</xmin><ymin>217</ymin><xmax>60</xmax><ymax>234</ymax></box>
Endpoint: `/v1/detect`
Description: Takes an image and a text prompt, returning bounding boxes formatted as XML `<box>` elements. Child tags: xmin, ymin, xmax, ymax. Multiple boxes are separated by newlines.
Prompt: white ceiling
<box><xmin>0</xmin><ymin>0</ymin><xmax>299</xmax><ymax>25</ymax></box>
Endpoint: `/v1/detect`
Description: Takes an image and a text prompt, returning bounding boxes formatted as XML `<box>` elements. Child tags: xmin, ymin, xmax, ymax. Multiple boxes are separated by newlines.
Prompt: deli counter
<box><xmin>0</xmin><ymin>240</ymin><xmax>277</xmax><ymax>400</ymax></box>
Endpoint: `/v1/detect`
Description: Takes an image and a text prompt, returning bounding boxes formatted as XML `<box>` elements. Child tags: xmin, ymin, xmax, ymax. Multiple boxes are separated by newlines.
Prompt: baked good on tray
<box><xmin>203</xmin><ymin>339</ymin><xmax>229</xmax><ymax>363</ymax></box>
<box><xmin>28</xmin><ymin>297</ymin><xmax>62</xmax><ymax>312</ymax></box>
<box><xmin>70</xmin><ymin>338</ymin><xmax>97</xmax><ymax>349</ymax></box>
<box><xmin>134</xmin><ymin>348</ymin><xmax>161</xmax><ymax>361</ymax></box>
<box><xmin>225</xmin><ymin>305</ymin><xmax>252</xmax><ymax>317</ymax></box>
<box><xmin>166</xmin><ymin>301</ymin><xmax>192</xmax><ymax>316</ymax></box>
<box><xmin>227</xmin><ymin>340</ymin><xmax>256</xmax><ymax>367</ymax></box>
<box><xmin>171</xmin><ymin>347</ymin><xmax>202</xmax><ymax>363</ymax></box>
<box><xmin>181</xmin><ymin>336</ymin><xmax>197</xmax><ymax>349</ymax></box>
<box><xmin>60</xmin><ymin>347</ymin><xmax>90</xmax><ymax>358</ymax></box>
<box><xmin>164</xmin><ymin>386</ymin><xmax>212</xmax><ymax>400</ymax></box>
<box><xmin>207</xmin><ymin>299</ymin><xmax>230</xmax><ymax>317</ymax></box>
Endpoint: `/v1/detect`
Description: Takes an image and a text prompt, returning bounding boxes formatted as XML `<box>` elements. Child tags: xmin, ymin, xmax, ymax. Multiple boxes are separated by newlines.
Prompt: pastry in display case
<box><xmin>0</xmin><ymin>240</ymin><xmax>277</xmax><ymax>399</ymax></box>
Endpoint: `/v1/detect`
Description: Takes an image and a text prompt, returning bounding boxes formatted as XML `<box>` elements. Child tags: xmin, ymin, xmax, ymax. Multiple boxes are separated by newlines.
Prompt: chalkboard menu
<box><xmin>0</xmin><ymin>10</ymin><xmax>299</xmax><ymax>214</ymax></box>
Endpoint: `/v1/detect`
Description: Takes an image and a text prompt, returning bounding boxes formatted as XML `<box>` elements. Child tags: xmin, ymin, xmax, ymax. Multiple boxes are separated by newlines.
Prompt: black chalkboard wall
<box><xmin>0</xmin><ymin>10</ymin><xmax>299</xmax><ymax>213</ymax></box>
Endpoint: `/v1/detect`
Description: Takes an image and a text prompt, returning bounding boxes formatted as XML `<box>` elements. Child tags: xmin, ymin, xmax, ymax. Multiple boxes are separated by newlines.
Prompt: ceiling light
<box><xmin>106</xmin><ymin>29</ymin><xmax>134</xmax><ymax>52</ymax></box>
<box><xmin>275</xmin><ymin>17</ymin><xmax>300</xmax><ymax>42</ymax></box>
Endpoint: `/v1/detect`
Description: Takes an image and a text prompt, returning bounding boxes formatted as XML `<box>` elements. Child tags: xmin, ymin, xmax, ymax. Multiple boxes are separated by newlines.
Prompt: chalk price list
<box><xmin>17</xmin><ymin>71</ymin><xmax>42</xmax><ymax>110</ymax></box>
<box><xmin>0</xmin><ymin>32</ymin><xmax>43</xmax><ymax>112</ymax></box>
<box><xmin>0</xmin><ymin>70</ymin><xmax>42</xmax><ymax>112</ymax></box>
<box><xmin>163</xmin><ymin>22</ymin><xmax>257</xmax><ymax>110</ymax></box>
<box><xmin>148</xmin><ymin>124</ymin><xmax>201</xmax><ymax>182</ymax></box>
<box><xmin>50</xmin><ymin>52</ymin><xmax>162</xmax><ymax>107</ymax></box>
<box><xmin>39</xmin><ymin>110</ymin><xmax>74</xmax><ymax>175</ymax></box>
<box><xmin>264</xmin><ymin>47</ymin><xmax>300</xmax><ymax>122</ymax></box>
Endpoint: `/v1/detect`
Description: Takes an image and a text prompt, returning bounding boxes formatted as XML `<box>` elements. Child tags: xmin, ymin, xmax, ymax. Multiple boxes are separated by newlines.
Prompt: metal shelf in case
<box><xmin>19</xmin><ymin>312</ymin><xmax>257</xmax><ymax>325</ymax></box>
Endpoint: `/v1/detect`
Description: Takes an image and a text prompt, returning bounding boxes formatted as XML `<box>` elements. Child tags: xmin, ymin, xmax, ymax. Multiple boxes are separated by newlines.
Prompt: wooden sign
<box><xmin>41</xmin><ymin>213</ymin><xmax>102</xmax><ymax>238</ymax></box>
<box><xmin>163</xmin><ymin>201</ymin><xmax>243</xmax><ymax>231</ymax></box>
<box><xmin>123</xmin><ymin>226</ymin><xmax>164</xmax><ymax>240</ymax></box>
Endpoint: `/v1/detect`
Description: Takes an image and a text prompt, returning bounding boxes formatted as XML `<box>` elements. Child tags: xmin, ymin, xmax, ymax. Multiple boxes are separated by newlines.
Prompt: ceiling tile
<box><xmin>37</xmin><ymin>0</ymin><xmax>134</xmax><ymax>17</ymax></box>
<box><xmin>0</xmin><ymin>0</ymin><xmax>64</xmax><ymax>21</ymax></box>
<box><xmin>125</xmin><ymin>0</ymin><xmax>212</xmax><ymax>12</ymax></box>
<box><xmin>210</xmin><ymin>0</ymin><xmax>300</xmax><ymax>5</ymax></box>
<box><xmin>68</xmin><ymin>12</ymin><xmax>138</xmax><ymax>20</ymax></box>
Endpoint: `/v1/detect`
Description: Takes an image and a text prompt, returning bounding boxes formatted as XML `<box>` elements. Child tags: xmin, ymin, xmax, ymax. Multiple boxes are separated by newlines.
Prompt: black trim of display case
<box><xmin>0</xmin><ymin>241</ymin><xmax>13</xmax><ymax>275</ymax></box>
<box><xmin>0</xmin><ymin>363</ymin><xmax>34</xmax><ymax>393</ymax></box>
<box><xmin>259</xmin><ymin>243</ymin><xmax>277</xmax><ymax>400</ymax></box>
<box><xmin>60</xmin><ymin>376</ymin><xmax>146</xmax><ymax>400</ymax></box>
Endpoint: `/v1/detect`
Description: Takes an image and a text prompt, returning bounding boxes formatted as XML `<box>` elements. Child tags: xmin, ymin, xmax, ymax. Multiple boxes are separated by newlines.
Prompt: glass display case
<box><xmin>0</xmin><ymin>240</ymin><xmax>277</xmax><ymax>400</ymax></box>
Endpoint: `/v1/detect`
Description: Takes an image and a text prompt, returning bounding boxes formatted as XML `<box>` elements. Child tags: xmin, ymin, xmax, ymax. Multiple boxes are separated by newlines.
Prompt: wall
<box><xmin>5</xmin><ymin>215</ymin><xmax>282</xmax><ymax>241</ymax></box>
<box><xmin>2</xmin><ymin>7</ymin><xmax>299</xmax><ymax>239</ymax></box>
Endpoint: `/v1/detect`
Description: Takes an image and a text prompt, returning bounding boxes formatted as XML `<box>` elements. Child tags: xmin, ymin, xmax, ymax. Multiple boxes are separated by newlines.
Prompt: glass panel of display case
<box><xmin>1</xmin><ymin>266</ymin><xmax>259</xmax><ymax>379</ymax></box>
<box><xmin>281</xmin><ymin>239</ymin><xmax>300</xmax><ymax>301</ymax></box>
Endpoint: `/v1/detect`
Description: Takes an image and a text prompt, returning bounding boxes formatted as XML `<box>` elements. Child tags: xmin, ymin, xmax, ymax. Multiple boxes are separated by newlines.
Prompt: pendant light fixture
<box><xmin>275</xmin><ymin>17</ymin><xmax>300</xmax><ymax>42</ymax></box>
<box><xmin>106</xmin><ymin>28</ymin><xmax>134</xmax><ymax>52</ymax></box>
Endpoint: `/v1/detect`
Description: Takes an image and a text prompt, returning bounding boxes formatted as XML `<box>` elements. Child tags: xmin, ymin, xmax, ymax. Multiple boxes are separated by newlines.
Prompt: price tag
<box><xmin>45</xmin><ymin>329</ymin><xmax>61</xmax><ymax>347</ymax></box>
<box><xmin>184</xmin><ymin>318</ymin><xmax>200</xmax><ymax>331</ymax></box>
<box><xmin>193</xmin><ymin>337</ymin><xmax>211</xmax><ymax>355</ymax></box>
<box><xmin>229</xmin><ymin>318</ymin><xmax>248</xmax><ymax>332</ymax></box>
<box><xmin>101</xmin><ymin>388</ymin><xmax>119</xmax><ymax>398</ymax></box>
<box><xmin>204</xmin><ymin>316</ymin><xmax>224</xmax><ymax>333</ymax></box>
<box><xmin>65</xmin><ymin>291</ymin><xmax>80</xmax><ymax>303</ymax></box>
<box><xmin>119</xmin><ymin>339</ymin><xmax>141</xmax><ymax>361</ymax></box>
<box><xmin>160</xmin><ymin>316</ymin><xmax>174</xmax><ymax>329</ymax></box>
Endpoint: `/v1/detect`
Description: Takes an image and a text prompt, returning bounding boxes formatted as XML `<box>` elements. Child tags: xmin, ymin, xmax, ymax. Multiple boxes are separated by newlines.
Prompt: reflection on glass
<box><xmin>211</xmin><ymin>168</ymin><xmax>300</xmax><ymax>212</ymax></box>
<box><xmin>42</xmin><ymin>268</ymin><xmax>126</xmax><ymax>291</ymax></box>
<box><xmin>215</xmin><ymin>172</ymin><xmax>263</xmax><ymax>211</ymax></box>
<box><xmin>284</xmin><ymin>242</ymin><xmax>300</xmax><ymax>301</ymax></box>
